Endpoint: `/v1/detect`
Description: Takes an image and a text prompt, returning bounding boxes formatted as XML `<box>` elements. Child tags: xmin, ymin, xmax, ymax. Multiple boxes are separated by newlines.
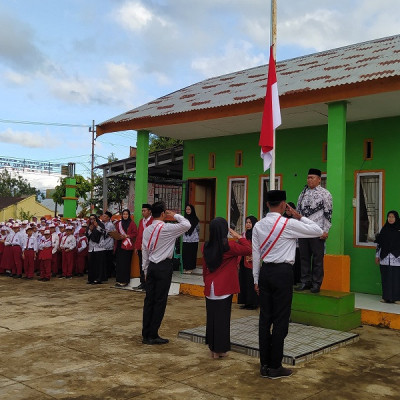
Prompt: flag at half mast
<box><xmin>259</xmin><ymin>46</ymin><xmax>281</xmax><ymax>171</ymax></box>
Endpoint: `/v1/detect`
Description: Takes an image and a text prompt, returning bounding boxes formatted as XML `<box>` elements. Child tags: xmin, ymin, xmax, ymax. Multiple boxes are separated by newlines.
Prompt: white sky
<box><xmin>0</xmin><ymin>0</ymin><xmax>399</xmax><ymax>187</ymax></box>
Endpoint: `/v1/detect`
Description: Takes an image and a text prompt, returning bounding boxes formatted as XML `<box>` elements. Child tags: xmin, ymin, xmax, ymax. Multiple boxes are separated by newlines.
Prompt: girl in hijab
<box><xmin>115</xmin><ymin>209</ymin><xmax>138</xmax><ymax>287</ymax></box>
<box><xmin>202</xmin><ymin>217</ymin><xmax>251</xmax><ymax>359</ymax></box>
<box><xmin>375</xmin><ymin>210</ymin><xmax>400</xmax><ymax>303</ymax></box>
<box><xmin>86</xmin><ymin>214</ymin><xmax>106</xmax><ymax>284</ymax></box>
<box><xmin>238</xmin><ymin>216</ymin><xmax>259</xmax><ymax>310</ymax></box>
<box><xmin>182</xmin><ymin>204</ymin><xmax>200</xmax><ymax>274</ymax></box>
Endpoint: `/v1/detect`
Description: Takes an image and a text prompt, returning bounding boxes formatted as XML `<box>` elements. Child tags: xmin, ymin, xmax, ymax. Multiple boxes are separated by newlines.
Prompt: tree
<box><xmin>0</xmin><ymin>169</ymin><xmax>41</xmax><ymax>200</ymax></box>
<box><xmin>92</xmin><ymin>153</ymin><xmax>131</xmax><ymax>214</ymax></box>
<box><xmin>52</xmin><ymin>174</ymin><xmax>92</xmax><ymax>208</ymax></box>
<box><xmin>149</xmin><ymin>134</ymin><xmax>182</xmax><ymax>153</ymax></box>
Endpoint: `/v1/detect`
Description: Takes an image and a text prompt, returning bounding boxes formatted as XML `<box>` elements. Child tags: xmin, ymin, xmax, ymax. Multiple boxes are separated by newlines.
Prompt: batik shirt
<box><xmin>297</xmin><ymin>185</ymin><xmax>332</xmax><ymax>233</ymax></box>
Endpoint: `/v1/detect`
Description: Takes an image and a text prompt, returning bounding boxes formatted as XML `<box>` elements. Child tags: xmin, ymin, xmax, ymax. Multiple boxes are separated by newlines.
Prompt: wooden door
<box><xmin>188</xmin><ymin>179</ymin><xmax>215</xmax><ymax>265</ymax></box>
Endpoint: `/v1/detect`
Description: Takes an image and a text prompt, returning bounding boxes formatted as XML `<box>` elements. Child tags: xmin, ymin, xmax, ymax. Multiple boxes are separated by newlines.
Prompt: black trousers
<box><xmin>116</xmin><ymin>248</ymin><xmax>133</xmax><ymax>284</ymax></box>
<box><xmin>206</xmin><ymin>295</ymin><xmax>233</xmax><ymax>353</ymax></box>
<box><xmin>298</xmin><ymin>237</ymin><xmax>325</xmax><ymax>286</ymax></box>
<box><xmin>138</xmin><ymin>250</ymin><xmax>145</xmax><ymax>285</ymax></box>
<box><xmin>88</xmin><ymin>250</ymin><xmax>106</xmax><ymax>283</ymax></box>
<box><xmin>238</xmin><ymin>259</ymin><xmax>259</xmax><ymax>307</ymax></box>
<box><xmin>259</xmin><ymin>262</ymin><xmax>293</xmax><ymax>369</ymax></box>
<box><xmin>142</xmin><ymin>259</ymin><xmax>173</xmax><ymax>339</ymax></box>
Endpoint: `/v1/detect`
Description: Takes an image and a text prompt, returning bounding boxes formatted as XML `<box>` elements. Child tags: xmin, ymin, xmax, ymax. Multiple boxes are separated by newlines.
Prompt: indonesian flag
<box><xmin>259</xmin><ymin>46</ymin><xmax>281</xmax><ymax>171</ymax></box>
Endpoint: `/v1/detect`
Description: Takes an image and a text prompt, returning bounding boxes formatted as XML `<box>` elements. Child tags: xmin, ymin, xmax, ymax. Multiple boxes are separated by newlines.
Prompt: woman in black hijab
<box><xmin>238</xmin><ymin>215</ymin><xmax>259</xmax><ymax>310</ymax></box>
<box><xmin>375</xmin><ymin>210</ymin><xmax>400</xmax><ymax>303</ymax></box>
<box><xmin>115</xmin><ymin>209</ymin><xmax>138</xmax><ymax>287</ymax></box>
<box><xmin>182</xmin><ymin>204</ymin><xmax>200</xmax><ymax>274</ymax></box>
<box><xmin>202</xmin><ymin>217</ymin><xmax>251</xmax><ymax>359</ymax></box>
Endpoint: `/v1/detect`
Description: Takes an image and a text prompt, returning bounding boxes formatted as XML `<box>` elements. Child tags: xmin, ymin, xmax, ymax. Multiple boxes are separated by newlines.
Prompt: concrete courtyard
<box><xmin>0</xmin><ymin>275</ymin><xmax>399</xmax><ymax>400</ymax></box>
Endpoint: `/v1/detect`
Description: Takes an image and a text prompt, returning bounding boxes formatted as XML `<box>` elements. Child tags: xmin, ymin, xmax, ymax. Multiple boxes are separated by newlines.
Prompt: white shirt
<box><xmin>60</xmin><ymin>234</ymin><xmax>76</xmax><ymax>250</ymax></box>
<box><xmin>23</xmin><ymin>235</ymin><xmax>38</xmax><ymax>252</ymax></box>
<box><xmin>51</xmin><ymin>232</ymin><xmax>60</xmax><ymax>254</ymax></box>
<box><xmin>252</xmin><ymin>212</ymin><xmax>323</xmax><ymax>284</ymax></box>
<box><xmin>142</xmin><ymin>214</ymin><xmax>190</xmax><ymax>274</ymax></box>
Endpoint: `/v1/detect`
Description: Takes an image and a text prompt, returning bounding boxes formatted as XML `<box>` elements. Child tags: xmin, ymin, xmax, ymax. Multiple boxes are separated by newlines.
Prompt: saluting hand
<box><xmin>229</xmin><ymin>228</ymin><xmax>241</xmax><ymax>240</ymax></box>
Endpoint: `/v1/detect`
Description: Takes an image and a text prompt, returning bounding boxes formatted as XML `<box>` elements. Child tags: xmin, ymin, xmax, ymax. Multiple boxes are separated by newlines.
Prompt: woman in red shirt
<box><xmin>202</xmin><ymin>217</ymin><xmax>251</xmax><ymax>359</ymax></box>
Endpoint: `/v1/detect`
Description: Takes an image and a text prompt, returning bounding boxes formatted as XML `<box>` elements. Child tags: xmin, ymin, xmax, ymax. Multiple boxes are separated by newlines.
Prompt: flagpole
<box><xmin>270</xmin><ymin>0</ymin><xmax>277</xmax><ymax>190</ymax></box>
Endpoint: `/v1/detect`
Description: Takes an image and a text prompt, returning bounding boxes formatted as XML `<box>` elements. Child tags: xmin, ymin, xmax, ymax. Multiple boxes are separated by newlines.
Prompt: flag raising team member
<box><xmin>141</xmin><ymin>202</ymin><xmax>190</xmax><ymax>345</ymax></box>
<box><xmin>252</xmin><ymin>190</ymin><xmax>323</xmax><ymax>379</ymax></box>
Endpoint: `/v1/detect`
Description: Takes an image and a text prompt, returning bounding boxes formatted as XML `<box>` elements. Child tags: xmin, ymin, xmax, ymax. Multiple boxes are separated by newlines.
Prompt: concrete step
<box><xmin>292</xmin><ymin>290</ymin><xmax>355</xmax><ymax>316</ymax></box>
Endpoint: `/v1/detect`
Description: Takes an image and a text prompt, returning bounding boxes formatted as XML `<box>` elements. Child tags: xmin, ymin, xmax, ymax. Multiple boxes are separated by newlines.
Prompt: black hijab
<box><xmin>376</xmin><ymin>210</ymin><xmax>400</xmax><ymax>259</ymax></box>
<box><xmin>184</xmin><ymin>204</ymin><xmax>199</xmax><ymax>236</ymax></box>
<box><xmin>121</xmin><ymin>209</ymin><xmax>131</xmax><ymax>232</ymax></box>
<box><xmin>203</xmin><ymin>217</ymin><xmax>230</xmax><ymax>272</ymax></box>
<box><xmin>245</xmin><ymin>215</ymin><xmax>258</xmax><ymax>241</ymax></box>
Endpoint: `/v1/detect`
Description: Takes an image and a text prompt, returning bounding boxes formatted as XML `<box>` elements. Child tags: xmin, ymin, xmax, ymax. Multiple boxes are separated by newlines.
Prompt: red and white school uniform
<box><xmin>7</xmin><ymin>231</ymin><xmax>24</xmax><ymax>275</ymax></box>
<box><xmin>23</xmin><ymin>235</ymin><xmax>38</xmax><ymax>279</ymax></box>
<box><xmin>0</xmin><ymin>230</ymin><xmax>12</xmax><ymax>273</ymax></box>
<box><xmin>60</xmin><ymin>234</ymin><xmax>76</xmax><ymax>278</ymax></box>
<box><xmin>51</xmin><ymin>232</ymin><xmax>60</xmax><ymax>275</ymax></box>
<box><xmin>0</xmin><ymin>232</ymin><xmax>7</xmax><ymax>272</ymax></box>
<box><xmin>38</xmin><ymin>236</ymin><xmax>53</xmax><ymax>280</ymax></box>
<box><xmin>76</xmin><ymin>236</ymin><xmax>88</xmax><ymax>275</ymax></box>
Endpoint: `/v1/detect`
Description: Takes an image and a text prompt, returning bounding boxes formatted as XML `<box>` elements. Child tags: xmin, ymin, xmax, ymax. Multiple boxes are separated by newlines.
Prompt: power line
<box><xmin>0</xmin><ymin>118</ymin><xmax>89</xmax><ymax>128</ymax></box>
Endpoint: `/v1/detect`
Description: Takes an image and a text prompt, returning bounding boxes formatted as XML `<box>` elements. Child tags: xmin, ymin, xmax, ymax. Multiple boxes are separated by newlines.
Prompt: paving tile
<box><xmin>0</xmin><ymin>382</ymin><xmax>53</xmax><ymax>399</ymax></box>
<box><xmin>179</xmin><ymin>316</ymin><xmax>359</xmax><ymax>365</ymax></box>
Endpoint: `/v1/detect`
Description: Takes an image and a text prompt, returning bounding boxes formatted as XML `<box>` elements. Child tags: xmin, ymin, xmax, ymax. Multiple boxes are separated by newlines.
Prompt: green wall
<box><xmin>183</xmin><ymin>116</ymin><xmax>400</xmax><ymax>295</ymax></box>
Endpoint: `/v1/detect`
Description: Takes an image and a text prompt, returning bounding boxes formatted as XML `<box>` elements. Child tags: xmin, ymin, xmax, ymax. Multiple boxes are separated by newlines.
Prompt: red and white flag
<box><xmin>259</xmin><ymin>46</ymin><xmax>281</xmax><ymax>171</ymax></box>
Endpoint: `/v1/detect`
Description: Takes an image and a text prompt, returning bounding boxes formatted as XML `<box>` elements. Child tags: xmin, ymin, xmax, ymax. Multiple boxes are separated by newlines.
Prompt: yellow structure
<box><xmin>0</xmin><ymin>196</ymin><xmax>53</xmax><ymax>221</ymax></box>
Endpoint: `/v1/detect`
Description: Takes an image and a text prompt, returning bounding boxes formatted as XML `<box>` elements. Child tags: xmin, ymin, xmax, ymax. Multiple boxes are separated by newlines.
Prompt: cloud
<box><xmin>0</xmin><ymin>9</ymin><xmax>46</xmax><ymax>72</ymax></box>
<box><xmin>113</xmin><ymin>1</ymin><xmax>169</xmax><ymax>32</ymax></box>
<box><xmin>3</xmin><ymin>70</ymin><xmax>31</xmax><ymax>86</ymax></box>
<box><xmin>191</xmin><ymin>40</ymin><xmax>268</xmax><ymax>78</ymax></box>
<box><xmin>0</xmin><ymin>128</ymin><xmax>61</xmax><ymax>148</ymax></box>
<box><xmin>44</xmin><ymin>62</ymin><xmax>137</xmax><ymax>106</ymax></box>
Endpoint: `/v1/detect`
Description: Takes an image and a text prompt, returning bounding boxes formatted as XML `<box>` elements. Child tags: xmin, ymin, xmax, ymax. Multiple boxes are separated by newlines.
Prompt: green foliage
<box><xmin>149</xmin><ymin>134</ymin><xmax>182</xmax><ymax>153</ymax></box>
<box><xmin>52</xmin><ymin>175</ymin><xmax>92</xmax><ymax>206</ymax></box>
<box><xmin>91</xmin><ymin>153</ymin><xmax>131</xmax><ymax>214</ymax></box>
<box><xmin>0</xmin><ymin>169</ymin><xmax>41</xmax><ymax>200</ymax></box>
<box><xmin>18</xmin><ymin>209</ymin><xmax>36</xmax><ymax>221</ymax></box>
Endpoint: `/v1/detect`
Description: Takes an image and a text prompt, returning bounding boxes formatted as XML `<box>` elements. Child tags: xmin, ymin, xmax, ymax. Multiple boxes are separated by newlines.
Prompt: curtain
<box><xmin>230</xmin><ymin>180</ymin><xmax>245</xmax><ymax>233</ymax></box>
<box><xmin>360</xmin><ymin>176</ymin><xmax>379</xmax><ymax>242</ymax></box>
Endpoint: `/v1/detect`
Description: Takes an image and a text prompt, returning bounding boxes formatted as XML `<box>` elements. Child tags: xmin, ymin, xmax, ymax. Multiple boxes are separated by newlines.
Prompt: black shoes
<box><xmin>295</xmin><ymin>283</ymin><xmax>312</xmax><ymax>291</ymax></box>
<box><xmin>310</xmin><ymin>285</ymin><xmax>320</xmax><ymax>293</ymax></box>
<box><xmin>260</xmin><ymin>365</ymin><xmax>293</xmax><ymax>379</ymax></box>
<box><xmin>142</xmin><ymin>336</ymin><xmax>169</xmax><ymax>345</ymax></box>
<box><xmin>13</xmin><ymin>274</ymin><xmax>22</xmax><ymax>279</ymax></box>
<box><xmin>240</xmin><ymin>304</ymin><xmax>258</xmax><ymax>310</ymax></box>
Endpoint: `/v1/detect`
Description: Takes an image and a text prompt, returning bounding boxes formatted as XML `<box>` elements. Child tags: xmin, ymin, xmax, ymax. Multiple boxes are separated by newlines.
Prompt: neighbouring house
<box><xmin>97</xmin><ymin>34</ymin><xmax>400</xmax><ymax>296</ymax></box>
<box><xmin>0</xmin><ymin>196</ymin><xmax>53</xmax><ymax>221</ymax></box>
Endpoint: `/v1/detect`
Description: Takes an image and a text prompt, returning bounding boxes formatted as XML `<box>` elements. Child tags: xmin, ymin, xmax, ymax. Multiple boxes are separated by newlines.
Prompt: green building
<box><xmin>98</xmin><ymin>34</ymin><xmax>400</xmax><ymax>296</ymax></box>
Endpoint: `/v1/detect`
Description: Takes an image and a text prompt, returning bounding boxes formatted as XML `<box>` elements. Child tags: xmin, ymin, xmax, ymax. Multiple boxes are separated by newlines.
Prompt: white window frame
<box><xmin>355</xmin><ymin>171</ymin><xmax>383</xmax><ymax>247</ymax></box>
<box><xmin>320</xmin><ymin>173</ymin><xmax>327</xmax><ymax>188</ymax></box>
<box><xmin>228</xmin><ymin>177</ymin><xmax>247</xmax><ymax>235</ymax></box>
<box><xmin>259</xmin><ymin>176</ymin><xmax>282</xmax><ymax>219</ymax></box>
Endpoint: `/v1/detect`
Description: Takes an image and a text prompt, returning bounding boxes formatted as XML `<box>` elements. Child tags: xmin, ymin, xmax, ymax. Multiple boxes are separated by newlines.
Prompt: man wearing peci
<box><xmin>252</xmin><ymin>190</ymin><xmax>323</xmax><ymax>379</ymax></box>
<box><xmin>296</xmin><ymin>168</ymin><xmax>333</xmax><ymax>293</ymax></box>
<box><xmin>141</xmin><ymin>201</ymin><xmax>190</xmax><ymax>345</ymax></box>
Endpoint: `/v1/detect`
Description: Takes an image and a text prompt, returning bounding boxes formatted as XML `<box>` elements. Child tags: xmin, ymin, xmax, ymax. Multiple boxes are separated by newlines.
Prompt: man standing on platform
<box><xmin>141</xmin><ymin>202</ymin><xmax>190</xmax><ymax>345</ymax></box>
<box><xmin>252</xmin><ymin>190</ymin><xmax>323</xmax><ymax>379</ymax></box>
<box><xmin>296</xmin><ymin>168</ymin><xmax>333</xmax><ymax>293</ymax></box>
<box><xmin>134</xmin><ymin>204</ymin><xmax>153</xmax><ymax>290</ymax></box>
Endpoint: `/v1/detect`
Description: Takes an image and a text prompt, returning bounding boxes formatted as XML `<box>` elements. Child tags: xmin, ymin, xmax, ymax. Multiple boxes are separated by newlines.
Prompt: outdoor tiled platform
<box><xmin>178</xmin><ymin>315</ymin><xmax>359</xmax><ymax>365</ymax></box>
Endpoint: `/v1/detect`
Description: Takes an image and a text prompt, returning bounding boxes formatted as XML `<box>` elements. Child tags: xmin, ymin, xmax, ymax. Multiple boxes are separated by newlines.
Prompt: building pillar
<box><xmin>322</xmin><ymin>101</ymin><xmax>350</xmax><ymax>292</ymax></box>
<box><xmin>62</xmin><ymin>178</ymin><xmax>78</xmax><ymax>218</ymax></box>
<box><xmin>131</xmin><ymin>130</ymin><xmax>149</xmax><ymax>279</ymax></box>
<box><xmin>102</xmin><ymin>168</ymin><xmax>108</xmax><ymax>213</ymax></box>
